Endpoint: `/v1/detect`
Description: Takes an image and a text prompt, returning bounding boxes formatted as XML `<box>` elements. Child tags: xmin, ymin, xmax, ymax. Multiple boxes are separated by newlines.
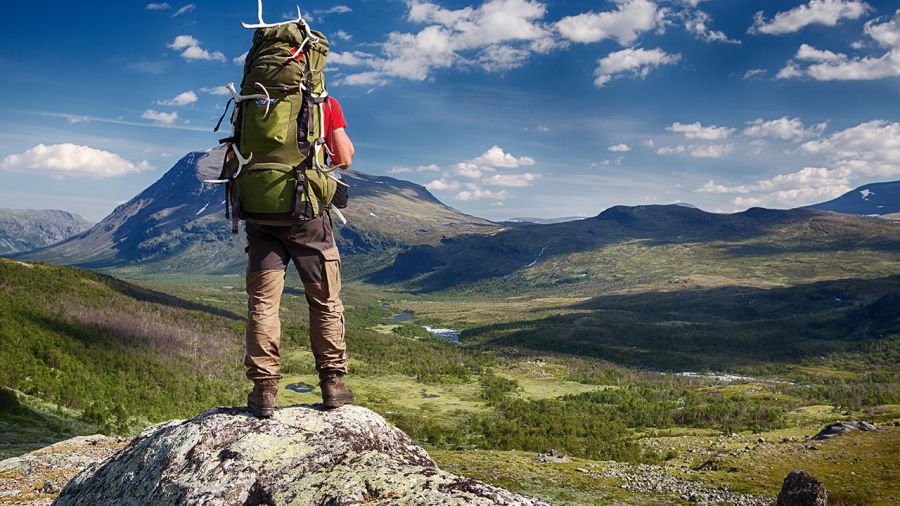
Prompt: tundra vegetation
<box><xmin>1</xmin><ymin>258</ymin><xmax>897</xmax><ymax>504</ymax></box>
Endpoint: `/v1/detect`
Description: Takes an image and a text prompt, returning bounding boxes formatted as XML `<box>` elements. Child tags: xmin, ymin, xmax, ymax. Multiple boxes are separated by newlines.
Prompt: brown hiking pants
<box><xmin>244</xmin><ymin>214</ymin><xmax>347</xmax><ymax>381</ymax></box>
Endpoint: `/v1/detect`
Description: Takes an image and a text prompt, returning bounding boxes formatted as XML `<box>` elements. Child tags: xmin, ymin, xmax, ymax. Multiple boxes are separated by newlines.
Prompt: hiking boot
<box><xmin>319</xmin><ymin>372</ymin><xmax>354</xmax><ymax>409</ymax></box>
<box><xmin>247</xmin><ymin>379</ymin><xmax>279</xmax><ymax>418</ymax></box>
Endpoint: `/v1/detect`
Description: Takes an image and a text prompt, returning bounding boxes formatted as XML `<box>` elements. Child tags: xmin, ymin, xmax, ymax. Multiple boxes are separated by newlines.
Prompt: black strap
<box><xmin>224</xmin><ymin>181</ymin><xmax>231</xmax><ymax>220</ymax></box>
<box><xmin>229</xmin><ymin>182</ymin><xmax>241</xmax><ymax>235</ymax></box>
<box><xmin>213</xmin><ymin>98</ymin><xmax>234</xmax><ymax>133</ymax></box>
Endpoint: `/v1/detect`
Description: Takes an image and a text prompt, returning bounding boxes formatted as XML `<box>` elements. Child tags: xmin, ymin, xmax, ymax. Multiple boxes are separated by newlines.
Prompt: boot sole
<box><xmin>322</xmin><ymin>393</ymin><xmax>355</xmax><ymax>410</ymax></box>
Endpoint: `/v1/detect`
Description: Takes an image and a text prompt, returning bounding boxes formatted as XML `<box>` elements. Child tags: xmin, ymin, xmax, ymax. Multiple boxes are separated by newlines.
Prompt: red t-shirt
<box><xmin>324</xmin><ymin>97</ymin><xmax>346</xmax><ymax>155</ymax></box>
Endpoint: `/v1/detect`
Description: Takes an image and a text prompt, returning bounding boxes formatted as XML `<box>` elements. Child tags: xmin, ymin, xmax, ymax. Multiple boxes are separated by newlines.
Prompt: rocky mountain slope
<box><xmin>51</xmin><ymin>405</ymin><xmax>545</xmax><ymax>505</ymax></box>
<box><xmin>23</xmin><ymin>148</ymin><xmax>496</xmax><ymax>274</ymax></box>
<box><xmin>805</xmin><ymin>180</ymin><xmax>900</xmax><ymax>216</ymax></box>
<box><xmin>0</xmin><ymin>208</ymin><xmax>91</xmax><ymax>256</ymax></box>
<box><xmin>373</xmin><ymin>204</ymin><xmax>900</xmax><ymax>295</ymax></box>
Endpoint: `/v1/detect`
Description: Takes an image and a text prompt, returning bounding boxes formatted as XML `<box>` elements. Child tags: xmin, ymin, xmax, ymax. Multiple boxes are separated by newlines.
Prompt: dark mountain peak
<box><xmin>805</xmin><ymin>180</ymin><xmax>900</xmax><ymax>216</ymax></box>
<box><xmin>24</xmin><ymin>148</ymin><xmax>495</xmax><ymax>272</ymax></box>
<box><xmin>595</xmin><ymin>203</ymin><xmax>708</xmax><ymax>224</ymax></box>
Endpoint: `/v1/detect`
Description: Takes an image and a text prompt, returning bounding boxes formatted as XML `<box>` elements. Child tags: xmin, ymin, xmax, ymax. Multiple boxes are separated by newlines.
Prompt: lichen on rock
<box><xmin>54</xmin><ymin>405</ymin><xmax>547</xmax><ymax>505</ymax></box>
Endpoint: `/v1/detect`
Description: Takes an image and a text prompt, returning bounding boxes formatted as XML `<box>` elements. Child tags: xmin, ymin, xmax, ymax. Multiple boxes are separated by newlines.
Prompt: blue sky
<box><xmin>1</xmin><ymin>0</ymin><xmax>899</xmax><ymax>222</ymax></box>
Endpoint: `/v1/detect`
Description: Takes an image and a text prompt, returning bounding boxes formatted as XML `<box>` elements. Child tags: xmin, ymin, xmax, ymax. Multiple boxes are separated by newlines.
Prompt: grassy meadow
<box><xmin>1</xmin><ymin>257</ymin><xmax>898</xmax><ymax>504</ymax></box>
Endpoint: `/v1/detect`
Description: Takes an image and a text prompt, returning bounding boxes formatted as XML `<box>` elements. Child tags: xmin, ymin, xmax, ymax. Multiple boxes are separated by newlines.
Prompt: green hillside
<box><xmin>373</xmin><ymin>205</ymin><xmax>900</xmax><ymax>296</ymax></box>
<box><xmin>0</xmin><ymin>259</ymin><xmax>247</xmax><ymax>438</ymax></box>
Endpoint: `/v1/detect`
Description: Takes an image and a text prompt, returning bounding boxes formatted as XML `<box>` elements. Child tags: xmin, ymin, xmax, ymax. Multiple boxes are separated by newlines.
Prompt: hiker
<box><xmin>207</xmin><ymin>12</ymin><xmax>354</xmax><ymax>418</ymax></box>
<box><xmin>241</xmin><ymin>96</ymin><xmax>355</xmax><ymax>418</ymax></box>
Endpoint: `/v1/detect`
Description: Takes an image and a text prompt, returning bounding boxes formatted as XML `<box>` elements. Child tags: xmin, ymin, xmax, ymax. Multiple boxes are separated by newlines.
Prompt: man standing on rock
<box><xmin>243</xmin><ymin>96</ymin><xmax>356</xmax><ymax>418</ymax></box>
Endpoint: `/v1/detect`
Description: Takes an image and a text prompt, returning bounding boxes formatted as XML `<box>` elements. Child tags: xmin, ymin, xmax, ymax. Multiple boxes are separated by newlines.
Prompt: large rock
<box><xmin>812</xmin><ymin>420</ymin><xmax>876</xmax><ymax>440</ymax></box>
<box><xmin>776</xmin><ymin>470</ymin><xmax>827</xmax><ymax>506</ymax></box>
<box><xmin>54</xmin><ymin>405</ymin><xmax>547</xmax><ymax>505</ymax></box>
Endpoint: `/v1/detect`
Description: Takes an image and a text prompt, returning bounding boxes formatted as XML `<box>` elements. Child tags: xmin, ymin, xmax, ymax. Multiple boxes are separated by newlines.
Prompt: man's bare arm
<box><xmin>330</xmin><ymin>127</ymin><xmax>355</xmax><ymax>169</ymax></box>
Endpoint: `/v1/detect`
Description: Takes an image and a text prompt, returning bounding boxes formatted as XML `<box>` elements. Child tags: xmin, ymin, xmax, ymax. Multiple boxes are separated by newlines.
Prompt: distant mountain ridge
<box><xmin>373</xmin><ymin>204</ymin><xmax>900</xmax><ymax>295</ymax></box>
<box><xmin>23</xmin><ymin>148</ymin><xmax>496</xmax><ymax>273</ymax></box>
<box><xmin>805</xmin><ymin>181</ymin><xmax>900</xmax><ymax>216</ymax></box>
<box><xmin>0</xmin><ymin>208</ymin><xmax>91</xmax><ymax>255</ymax></box>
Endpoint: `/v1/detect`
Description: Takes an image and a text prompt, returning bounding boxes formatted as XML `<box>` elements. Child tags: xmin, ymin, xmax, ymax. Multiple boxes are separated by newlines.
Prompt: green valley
<box><xmin>1</xmin><ymin>257</ymin><xmax>897</xmax><ymax>504</ymax></box>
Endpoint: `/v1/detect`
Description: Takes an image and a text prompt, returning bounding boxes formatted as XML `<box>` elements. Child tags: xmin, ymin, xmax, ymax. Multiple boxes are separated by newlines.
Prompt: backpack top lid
<box><xmin>242</xmin><ymin>23</ymin><xmax>329</xmax><ymax>94</ymax></box>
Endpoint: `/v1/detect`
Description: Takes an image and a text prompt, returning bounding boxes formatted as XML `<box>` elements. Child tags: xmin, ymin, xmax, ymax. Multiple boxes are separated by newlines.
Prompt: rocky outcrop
<box><xmin>54</xmin><ymin>405</ymin><xmax>547</xmax><ymax>505</ymax></box>
<box><xmin>776</xmin><ymin>470</ymin><xmax>827</xmax><ymax>506</ymax></box>
<box><xmin>812</xmin><ymin>420</ymin><xmax>876</xmax><ymax>440</ymax></box>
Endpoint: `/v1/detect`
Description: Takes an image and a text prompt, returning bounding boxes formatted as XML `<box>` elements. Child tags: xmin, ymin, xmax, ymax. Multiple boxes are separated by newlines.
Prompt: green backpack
<box><xmin>210</xmin><ymin>13</ymin><xmax>340</xmax><ymax>233</ymax></box>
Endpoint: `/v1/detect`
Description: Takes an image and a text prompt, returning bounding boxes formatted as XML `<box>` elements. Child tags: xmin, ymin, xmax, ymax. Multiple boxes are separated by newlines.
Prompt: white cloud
<box><xmin>456</xmin><ymin>188</ymin><xmax>508</xmax><ymax>201</ymax></box>
<box><xmin>702</xmin><ymin>166</ymin><xmax>854</xmax><ymax>208</ymax></box>
<box><xmin>656</xmin><ymin>142</ymin><xmax>733</xmax><ymax>158</ymax></box>
<box><xmin>316</xmin><ymin>5</ymin><xmax>352</xmax><ymax>16</ymax></box>
<box><xmin>667</xmin><ymin>121</ymin><xmax>735</xmax><ymax>140</ymax></box>
<box><xmin>608</xmin><ymin>143</ymin><xmax>632</xmax><ymax>152</ymax></box>
<box><xmin>799</xmin><ymin>119</ymin><xmax>900</xmax><ymax>178</ymax></box>
<box><xmin>157</xmin><ymin>90</ymin><xmax>198</xmax><ymax>106</ymax></box>
<box><xmin>233</xmin><ymin>51</ymin><xmax>249</xmax><ymax>65</ymax></box>
<box><xmin>171</xmin><ymin>3</ymin><xmax>195</xmax><ymax>17</ymax></box>
<box><xmin>775</xmin><ymin>60</ymin><xmax>803</xmax><ymax>79</ymax></box>
<box><xmin>145</xmin><ymin>2</ymin><xmax>171</xmax><ymax>10</ymax></box>
<box><xmin>330</xmin><ymin>51</ymin><xmax>376</xmax><ymax>66</ymax></box>
<box><xmin>455</xmin><ymin>162</ymin><xmax>485</xmax><ymax>179</ymax></box>
<box><xmin>0</xmin><ymin>144</ymin><xmax>151</xmax><ymax>178</ymax></box>
<box><xmin>743</xmin><ymin>117</ymin><xmax>826</xmax><ymax>141</ymax></box>
<box><xmin>690</xmin><ymin>144</ymin><xmax>734</xmax><ymax>158</ymax></box>
<box><xmin>426</xmin><ymin>179</ymin><xmax>461</xmax><ymax>191</ymax></box>
<box><xmin>200</xmin><ymin>86</ymin><xmax>230</xmax><ymax>96</ymax></box>
<box><xmin>168</xmin><ymin>35</ymin><xmax>225</xmax><ymax>62</ymax></box>
<box><xmin>682</xmin><ymin>9</ymin><xmax>740</xmax><ymax>44</ymax></box>
<box><xmin>697</xmin><ymin>119</ymin><xmax>900</xmax><ymax>209</ymax></box>
<box><xmin>142</xmin><ymin>109</ymin><xmax>179</xmax><ymax>125</ymax></box>
<box><xmin>333</xmin><ymin>30</ymin><xmax>353</xmax><ymax>42</ymax></box>
<box><xmin>469</xmin><ymin>145</ymin><xmax>535</xmax><ymax>168</ymax></box>
<box><xmin>555</xmin><ymin>0</ymin><xmax>660</xmax><ymax>46</ymax></box>
<box><xmin>416</xmin><ymin>163</ymin><xmax>441</xmax><ymax>172</ymax></box>
<box><xmin>424</xmin><ymin>145</ymin><xmax>540</xmax><ymax>199</ymax></box>
<box><xmin>337</xmin><ymin>0</ymin><xmax>555</xmax><ymax>85</ymax></box>
<box><xmin>749</xmin><ymin>0</ymin><xmax>873</xmax><ymax>35</ymax></box>
<box><xmin>779</xmin><ymin>10</ymin><xmax>900</xmax><ymax>81</ymax></box>
<box><xmin>656</xmin><ymin>145</ymin><xmax>686</xmax><ymax>156</ymax></box>
<box><xmin>796</xmin><ymin>43</ymin><xmax>847</xmax><ymax>63</ymax></box>
<box><xmin>387</xmin><ymin>167</ymin><xmax>414</xmax><ymax>174</ymax></box>
<box><xmin>743</xmin><ymin>68</ymin><xmax>767</xmax><ymax>79</ymax></box>
<box><xmin>483</xmin><ymin>172</ymin><xmax>539</xmax><ymax>187</ymax></box>
<box><xmin>593</xmin><ymin>47</ymin><xmax>681</xmax><ymax>87</ymax></box>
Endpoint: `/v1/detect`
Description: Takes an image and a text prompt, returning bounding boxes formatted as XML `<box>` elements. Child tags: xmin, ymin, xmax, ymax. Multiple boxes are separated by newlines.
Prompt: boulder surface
<box><xmin>812</xmin><ymin>420</ymin><xmax>876</xmax><ymax>440</ymax></box>
<box><xmin>54</xmin><ymin>405</ymin><xmax>547</xmax><ymax>505</ymax></box>
<box><xmin>776</xmin><ymin>470</ymin><xmax>827</xmax><ymax>506</ymax></box>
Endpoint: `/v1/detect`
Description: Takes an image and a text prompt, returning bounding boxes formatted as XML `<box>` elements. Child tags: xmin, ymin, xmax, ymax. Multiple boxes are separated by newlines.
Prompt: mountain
<box><xmin>23</xmin><ymin>148</ymin><xmax>496</xmax><ymax>274</ymax></box>
<box><xmin>373</xmin><ymin>204</ymin><xmax>900</xmax><ymax>295</ymax></box>
<box><xmin>805</xmin><ymin>181</ymin><xmax>900</xmax><ymax>216</ymax></box>
<box><xmin>0</xmin><ymin>208</ymin><xmax>91</xmax><ymax>255</ymax></box>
